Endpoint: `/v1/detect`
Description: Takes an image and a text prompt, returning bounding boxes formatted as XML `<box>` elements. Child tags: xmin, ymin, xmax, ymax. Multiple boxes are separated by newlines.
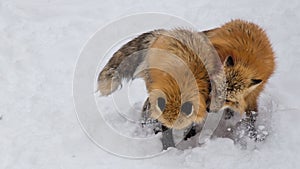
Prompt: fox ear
<box><xmin>225</xmin><ymin>55</ymin><xmax>234</xmax><ymax>67</ymax></box>
<box><xmin>245</xmin><ymin>79</ymin><xmax>263</xmax><ymax>95</ymax></box>
<box><xmin>250</xmin><ymin>79</ymin><xmax>262</xmax><ymax>87</ymax></box>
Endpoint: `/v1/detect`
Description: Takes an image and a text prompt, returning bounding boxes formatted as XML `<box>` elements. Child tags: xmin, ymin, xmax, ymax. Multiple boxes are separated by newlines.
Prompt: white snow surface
<box><xmin>1</xmin><ymin>0</ymin><xmax>300</xmax><ymax>168</ymax></box>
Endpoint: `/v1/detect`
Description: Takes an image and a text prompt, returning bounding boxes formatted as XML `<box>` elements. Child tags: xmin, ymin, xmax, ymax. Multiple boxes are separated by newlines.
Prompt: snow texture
<box><xmin>1</xmin><ymin>0</ymin><xmax>300</xmax><ymax>168</ymax></box>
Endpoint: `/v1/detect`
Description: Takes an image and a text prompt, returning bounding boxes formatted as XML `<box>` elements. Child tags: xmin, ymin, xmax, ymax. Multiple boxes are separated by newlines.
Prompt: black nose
<box><xmin>181</xmin><ymin>101</ymin><xmax>193</xmax><ymax>116</ymax></box>
<box><xmin>224</xmin><ymin>108</ymin><xmax>234</xmax><ymax>120</ymax></box>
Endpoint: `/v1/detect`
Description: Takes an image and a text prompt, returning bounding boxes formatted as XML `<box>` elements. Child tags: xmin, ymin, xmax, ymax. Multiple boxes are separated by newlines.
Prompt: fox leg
<box><xmin>183</xmin><ymin>125</ymin><xmax>197</xmax><ymax>140</ymax></box>
<box><xmin>183</xmin><ymin>123</ymin><xmax>203</xmax><ymax>140</ymax></box>
<box><xmin>141</xmin><ymin>97</ymin><xmax>161</xmax><ymax>133</ymax></box>
<box><xmin>245</xmin><ymin>97</ymin><xmax>258</xmax><ymax>124</ymax></box>
<box><xmin>141</xmin><ymin>97</ymin><xmax>175</xmax><ymax>149</ymax></box>
<box><xmin>161</xmin><ymin>125</ymin><xmax>175</xmax><ymax>150</ymax></box>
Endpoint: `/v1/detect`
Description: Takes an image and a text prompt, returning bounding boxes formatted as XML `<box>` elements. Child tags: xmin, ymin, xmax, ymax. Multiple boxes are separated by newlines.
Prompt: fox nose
<box><xmin>223</xmin><ymin>108</ymin><xmax>235</xmax><ymax>120</ymax></box>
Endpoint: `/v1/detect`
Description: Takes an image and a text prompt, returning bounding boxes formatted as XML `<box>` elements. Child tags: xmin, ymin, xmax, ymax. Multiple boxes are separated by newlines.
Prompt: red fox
<box><xmin>97</xmin><ymin>20</ymin><xmax>275</xmax><ymax>131</ymax></box>
<box><xmin>97</xmin><ymin>29</ymin><xmax>220</xmax><ymax>129</ymax></box>
<box><xmin>204</xmin><ymin>19</ymin><xmax>275</xmax><ymax>115</ymax></box>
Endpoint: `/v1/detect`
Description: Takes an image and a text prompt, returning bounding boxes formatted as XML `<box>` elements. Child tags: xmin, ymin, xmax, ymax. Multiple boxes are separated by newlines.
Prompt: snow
<box><xmin>1</xmin><ymin>0</ymin><xmax>300</xmax><ymax>168</ymax></box>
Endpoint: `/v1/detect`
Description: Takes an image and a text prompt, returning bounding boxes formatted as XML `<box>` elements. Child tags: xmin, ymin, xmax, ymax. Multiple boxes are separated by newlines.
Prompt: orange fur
<box><xmin>205</xmin><ymin>19</ymin><xmax>275</xmax><ymax>113</ymax></box>
<box><xmin>143</xmin><ymin>34</ymin><xmax>209</xmax><ymax>129</ymax></box>
<box><xmin>98</xmin><ymin>20</ymin><xmax>275</xmax><ymax>130</ymax></box>
<box><xmin>98</xmin><ymin>29</ymin><xmax>213</xmax><ymax>130</ymax></box>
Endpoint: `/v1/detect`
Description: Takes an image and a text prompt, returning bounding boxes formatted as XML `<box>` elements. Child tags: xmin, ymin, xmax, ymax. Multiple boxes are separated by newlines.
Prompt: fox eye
<box><xmin>181</xmin><ymin>101</ymin><xmax>193</xmax><ymax>116</ymax></box>
<box><xmin>157</xmin><ymin>97</ymin><xmax>166</xmax><ymax>112</ymax></box>
<box><xmin>225</xmin><ymin>99</ymin><xmax>239</xmax><ymax>106</ymax></box>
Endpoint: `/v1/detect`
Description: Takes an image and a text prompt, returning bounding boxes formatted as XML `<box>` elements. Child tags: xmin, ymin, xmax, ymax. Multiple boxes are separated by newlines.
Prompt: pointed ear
<box><xmin>224</xmin><ymin>55</ymin><xmax>234</xmax><ymax>67</ymax></box>
<box><xmin>250</xmin><ymin>79</ymin><xmax>262</xmax><ymax>87</ymax></box>
<box><xmin>245</xmin><ymin>79</ymin><xmax>263</xmax><ymax>95</ymax></box>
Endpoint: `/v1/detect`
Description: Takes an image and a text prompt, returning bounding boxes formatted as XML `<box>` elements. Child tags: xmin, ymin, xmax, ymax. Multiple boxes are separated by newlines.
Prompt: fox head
<box><xmin>205</xmin><ymin>19</ymin><xmax>275</xmax><ymax>113</ymax></box>
<box><xmin>222</xmin><ymin>55</ymin><xmax>263</xmax><ymax>113</ymax></box>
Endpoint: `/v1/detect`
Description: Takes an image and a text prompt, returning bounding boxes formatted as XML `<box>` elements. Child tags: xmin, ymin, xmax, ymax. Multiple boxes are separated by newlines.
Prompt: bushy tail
<box><xmin>97</xmin><ymin>30</ymin><xmax>163</xmax><ymax>95</ymax></box>
<box><xmin>97</xmin><ymin>28</ymin><xmax>225</xmax><ymax>99</ymax></box>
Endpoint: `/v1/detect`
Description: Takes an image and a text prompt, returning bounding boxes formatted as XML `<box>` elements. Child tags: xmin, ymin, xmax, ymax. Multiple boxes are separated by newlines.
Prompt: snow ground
<box><xmin>1</xmin><ymin>0</ymin><xmax>300</xmax><ymax>168</ymax></box>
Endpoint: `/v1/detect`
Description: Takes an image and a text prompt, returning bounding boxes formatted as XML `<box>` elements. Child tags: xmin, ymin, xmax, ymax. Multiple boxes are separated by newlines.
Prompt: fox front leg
<box><xmin>141</xmin><ymin>97</ymin><xmax>175</xmax><ymax>149</ymax></box>
<box><xmin>161</xmin><ymin>125</ymin><xmax>175</xmax><ymax>150</ymax></box>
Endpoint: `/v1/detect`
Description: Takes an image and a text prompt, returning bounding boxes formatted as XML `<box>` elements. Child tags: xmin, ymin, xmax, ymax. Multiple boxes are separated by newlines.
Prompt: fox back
<box><xmin>140</xmin><ymin>30</ymin><xmax>211</xmax><ymax>129</ymax></box>
<box><xmin>98</xmin><ymin>29</ymin><xmax>219</xmax><ymax>129</ymax></box>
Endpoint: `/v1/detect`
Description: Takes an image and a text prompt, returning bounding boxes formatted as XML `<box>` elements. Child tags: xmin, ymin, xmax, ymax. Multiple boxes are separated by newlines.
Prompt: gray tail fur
<box><xmin>97</xmin><ymin>30</ymin><xmax>163</xmax><ymax>95</ymax></box>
